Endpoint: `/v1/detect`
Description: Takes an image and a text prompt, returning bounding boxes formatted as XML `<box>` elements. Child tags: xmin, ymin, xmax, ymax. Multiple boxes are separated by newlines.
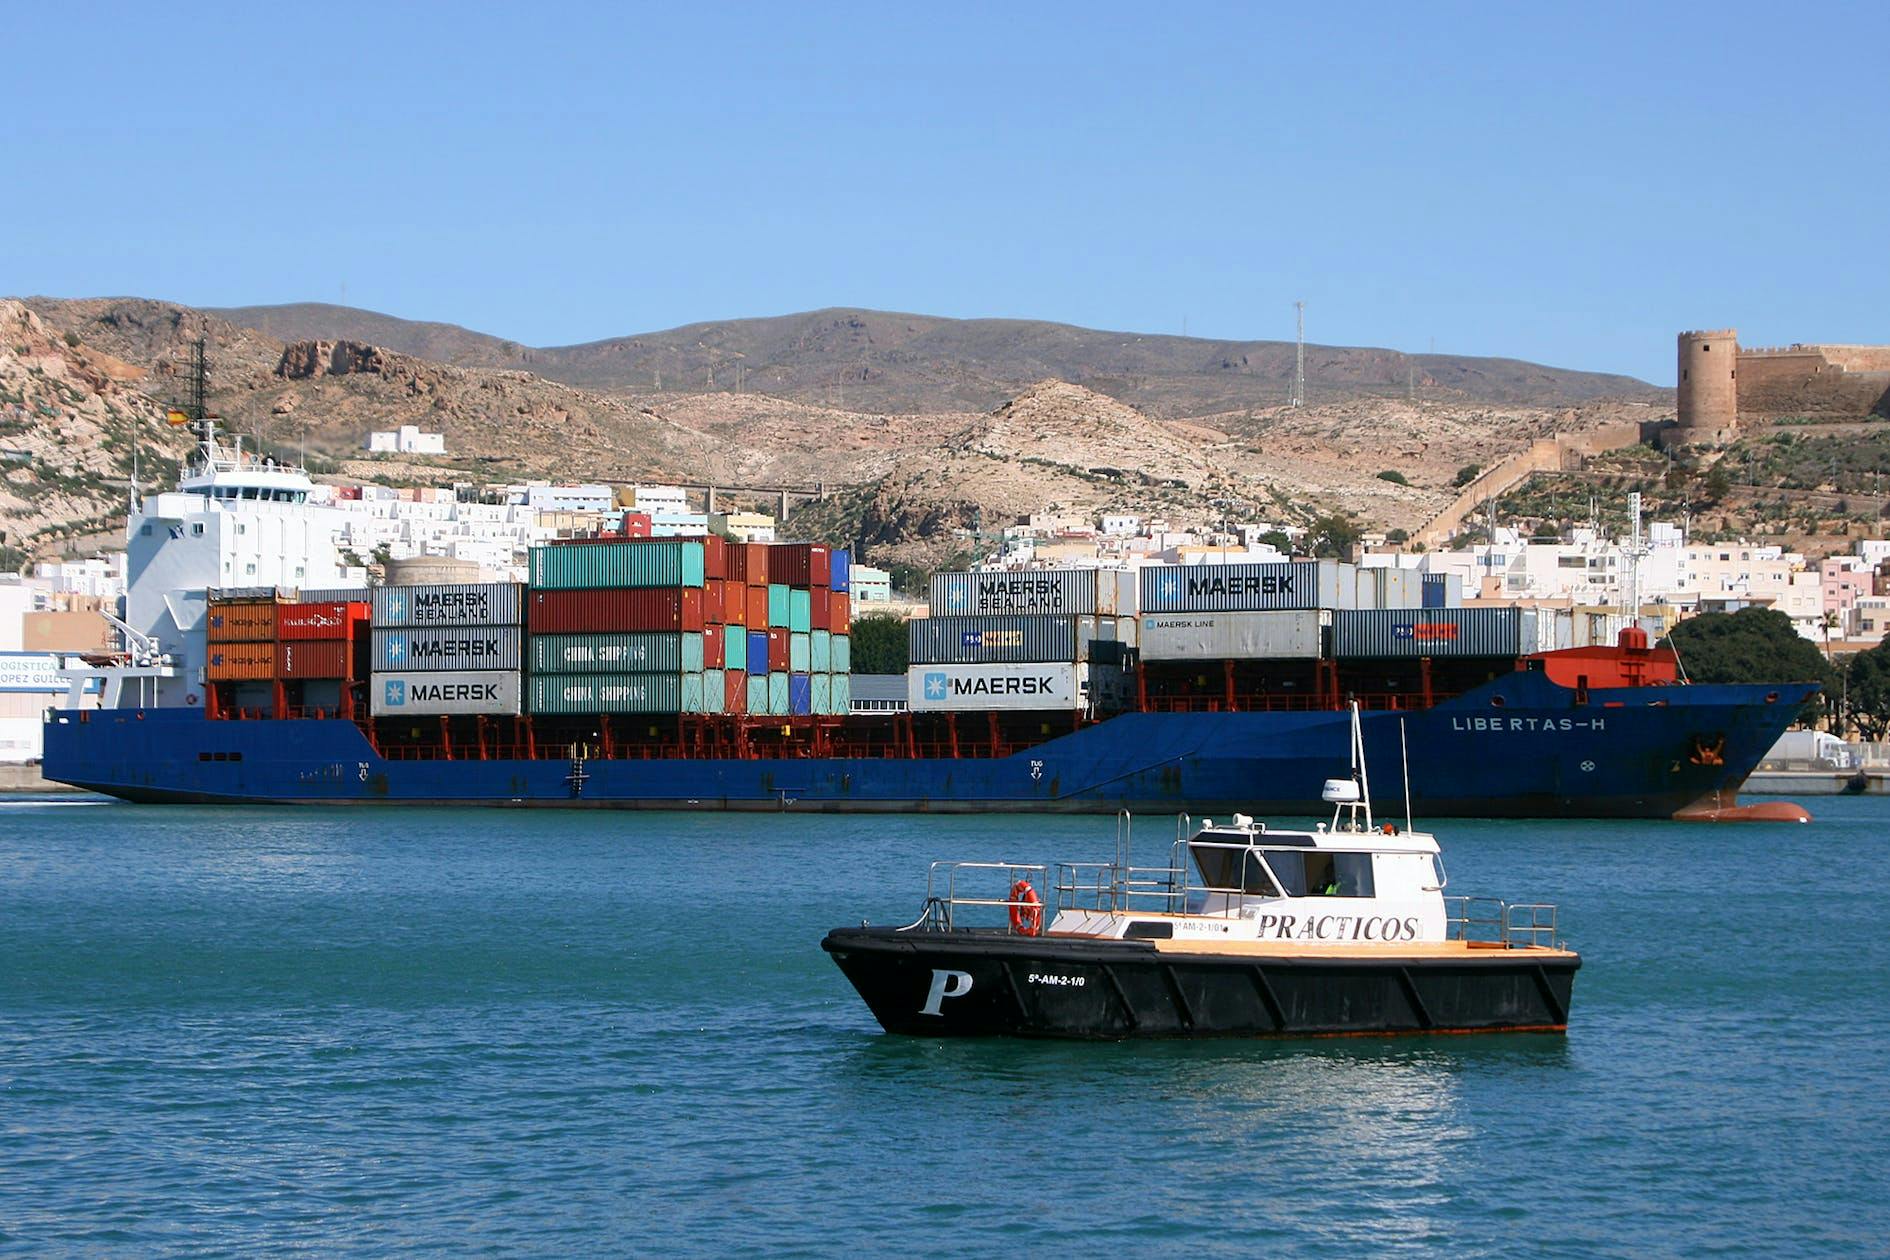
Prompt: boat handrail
<box><xmin>918</xmin><ymin>860</ymin><xmax>1051</xmax><ymax>933</ymax></box>
<box><xmin>1445</xmin><ymin>895</ymin><xmax>1562</xmax><ymax>950</ymax></box>
<box><xmin>1054</xmin><ymin>861</ymin><xmax>1190</xmax><ymax>915</ymax></box>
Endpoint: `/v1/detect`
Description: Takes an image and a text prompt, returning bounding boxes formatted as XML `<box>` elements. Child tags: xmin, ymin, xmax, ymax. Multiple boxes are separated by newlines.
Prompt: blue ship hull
<box><xmin>41</xmin><ymin>672</ymin><xmax>1813</xmax><ymax>817</ymax></box>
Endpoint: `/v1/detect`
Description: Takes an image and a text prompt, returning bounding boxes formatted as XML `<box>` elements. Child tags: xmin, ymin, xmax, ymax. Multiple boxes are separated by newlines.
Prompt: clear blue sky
<box><xmin>6</xmin><ymin>2</ymin><xmax>1886</xmax><ymax>384</ymax></box>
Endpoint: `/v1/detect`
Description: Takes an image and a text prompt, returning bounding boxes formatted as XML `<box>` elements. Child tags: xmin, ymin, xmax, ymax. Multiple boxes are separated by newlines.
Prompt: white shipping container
<box><xmin>372</xmin><ymin>582</ymin><xmax>523</xmax><ymax>628</ymax></box>
<box><xmin>1138</xmin><ymin>611</ymin><xmax>1327</xmax><ymax>661</ymax></box>
<box><xmin>1355</xmin><ymin>568</ymin><xmax>1425</xmax><ymax>611</ymax></box>
<box><xmin>371</xmin><ymin>670</ymin><xmax>522</xmax><ymax>716</ymax></box>
<box><xmin>908</xmin><ymin>661</ymin><xmax>1084</xmax><ymax>711</ymax></box>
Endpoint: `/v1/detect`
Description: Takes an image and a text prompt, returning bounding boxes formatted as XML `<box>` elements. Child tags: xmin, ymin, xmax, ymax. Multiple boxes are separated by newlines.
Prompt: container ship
<box><xmin>40</xmin><ymin>424</ymin><xmax>1812</xmax><ymax>816</ymax></box>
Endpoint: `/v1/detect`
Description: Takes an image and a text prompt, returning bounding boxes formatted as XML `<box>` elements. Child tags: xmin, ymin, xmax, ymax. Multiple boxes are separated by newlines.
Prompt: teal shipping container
<box><xmin>746</xmin><ymin>673</ymin><xmax>769</xmax><ymax>715</ymax></box>
<box><xmin>768</xmin><ymin>671</ymin><xmax>790</xmax><ymax>717</ymax></box>
<box><xmin>832</xmin><ymin>634</ymin><xmax>851</xmax><ymax>674</ymax></box>
<box><xmin>767</xmin><ymin>584</ymin><xmax>791</xmax><ymax>626</ymax></box>
<box><xmin>681</xmin><ymin>672</ymin><xmax>707</xmax><ymax>714</ymax></box>
<box><xmin>723</xmin><ymin>624</ymin><xmax>747</xmax><ymax>672</ymax></box>
<box><xmin>789</xmin><ymin>588</ymin><xmax>812</xmax><ymax>633</ymax></box>
<box><xmin>811</xmin><ymin>629</ymin><xmax>832</xmax><ymax>674</ymax></box>
<box><xmin>832</xmin><ymin>674</ymin><xmax>851</xmax><ymax>713</ymax></box>
<box><xmin>530</xmin><ymin>540</ymin><xmax>705</xmax><ymax>590</ymax></box>
<box><xmin>529</xmin><ymin>672</ymin><xmax>683</xmax><ymax>714</ymax></box>
<box><xmin>789</xmin><ymin>631</ymin><xmax>811</xmax><ymax>674</ymax></box>
<box><xmin>811</xmin><ymin>674</ymin><xmax>832</xmax><ymax>715</ymax></box>
<box><xmin>529</xmin><ymin>631</ymin><xmax>702</xmax><ymax>674</ymax></box>
<box><xmin>703</xmin><ymin>669</ymin><xmax>725</xmax><ymax>715</ymax></box>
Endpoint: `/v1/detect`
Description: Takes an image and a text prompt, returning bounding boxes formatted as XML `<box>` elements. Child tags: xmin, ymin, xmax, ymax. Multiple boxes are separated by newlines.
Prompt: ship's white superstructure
<box><xmin>105</xmin><ymin>424</ymin><xmax>362</xmax><ymax>708</ymax></box>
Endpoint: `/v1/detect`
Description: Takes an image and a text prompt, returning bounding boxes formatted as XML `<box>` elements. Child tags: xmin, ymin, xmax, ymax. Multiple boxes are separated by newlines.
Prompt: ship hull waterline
<box><xmin>821</xmin><ymin>928</ymin><xmax>1579</xmax><ymax>1039</ymax></box>
<box><xmin>41</xmin><ymin>676</ymin><xmax>1816</xmax><ymax>818</ymax></box>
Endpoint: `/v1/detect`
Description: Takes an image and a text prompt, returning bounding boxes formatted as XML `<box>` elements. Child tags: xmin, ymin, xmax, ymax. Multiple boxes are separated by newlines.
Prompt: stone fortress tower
<box><xmin>1676</xmin><ymin>329</ymin><xmax>1739</xmax><ymax>434</ymax></box>
<box><xmin>1674</xmin><ymin>328</ymin><xmax>1890</xmax><ymax>442</ymax></box>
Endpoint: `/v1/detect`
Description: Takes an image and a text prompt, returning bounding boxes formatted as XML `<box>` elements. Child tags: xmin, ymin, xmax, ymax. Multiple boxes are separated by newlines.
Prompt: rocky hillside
<box><xmin>210</xmin><ymin>303</ymin><xmax>1668</xmax><ymax>415</ymax></box>
<box><xmin>11</xmin><ymin>294</ymin><xmax>1664</xmax><ymax>572</ymax></box>
<box><xmin>0</xmin><ymin>301</ymin><xmax>191</xmax><ymax>559</ymax></box>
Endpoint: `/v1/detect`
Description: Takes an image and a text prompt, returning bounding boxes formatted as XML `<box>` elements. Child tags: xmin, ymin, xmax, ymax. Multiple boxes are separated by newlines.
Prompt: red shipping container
<box><xmin>810</xmin><ymin>587</ymin><xmax>831</xmax><ymax>631</ymax></box>
<box><xmin>277</xmin><ymin>601</ymin><xmax>367</xmax><ymax>641</ymax></box>
<box><xmin>704</xmin><ymin>579</ymin><xmax>726</xmax><ymax>626</ymax></box>
<box><xmin>768</xmin><ymin>627</ymin><xmax>790</xmax><ymax>664</ymax></box>
<box><xmin>727</xmin><ymin>542</ymin><xmax>750</xmax><ymax>585</ymax></box>
<box><xmin>831</xmin><ymin>591</ymin><xmax>851</xmax><ymax>634</ymax></box>
<box><xmin>745</xmin><ymin>584</ymin><xmax>769</xmax><ymax>629</ymax></box>
<box><xmin>527</xmin><ymin>588</ymin><xmax>704</xmax><ymax>633</ymax></box>
<box><xmin>703</xmin><ymin>534</ymin><xmax>727</xmax><ymax>582</ymax></box>
<box><xmin>621</xmin><ymin>512</ymin><xmax>653</xmax><ymax>538</ymax></box>
<box><xmin>276</xmin><ymin>639</ymin><xmax>352</xmax><ymax>679</ymax></box>
<box><xmin>724</xmin><ymin>669</ymin><xmax>747</xmax><ymax>714</ymax></box>
<box><xmin>746</xmin><ymin>543</ymin><xmax>770</xmax><ymax>588</ymax></box>
<box><xmin>768</xmin><ymin>542</ymin><xmax>830</xmax><ymax>588</ymax></box>
<box><xmin>704</xmin><ymin>629</ymin><xmax>725</xmax><ymax>670</ymax></box>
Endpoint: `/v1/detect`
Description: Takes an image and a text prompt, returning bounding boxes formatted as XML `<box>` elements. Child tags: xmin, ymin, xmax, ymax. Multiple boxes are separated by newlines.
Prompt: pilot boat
<box><xmin>822</xmin><ymin>706</ymin><xmax>1579</xmax><ymax>1039</ymax></box>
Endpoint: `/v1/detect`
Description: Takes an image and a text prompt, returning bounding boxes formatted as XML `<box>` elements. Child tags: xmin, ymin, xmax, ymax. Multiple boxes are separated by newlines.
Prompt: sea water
<box><xmin>0</xmin><ymin>797</ymin><xmax>1885</xmax><ymax>1257</ymax></box>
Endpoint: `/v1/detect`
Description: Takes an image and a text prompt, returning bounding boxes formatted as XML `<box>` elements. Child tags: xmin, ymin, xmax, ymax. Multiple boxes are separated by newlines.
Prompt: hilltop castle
<box><xmin>1676</xmin><ymin>330</ymin><xmax>1890</xmax><ymax>437</ymax></box>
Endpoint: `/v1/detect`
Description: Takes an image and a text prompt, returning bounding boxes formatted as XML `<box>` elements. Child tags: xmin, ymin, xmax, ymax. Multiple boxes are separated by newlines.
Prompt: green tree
<box><xmin>1308</xmin><ymin>513</ymin><xmax>1361</xmax><ymax>559</ymax></box>
<box><xmin>1453</xmin><ymin>464</ymin><xmax>1481</xmax><ymax>488</ymax></box>
<box><xmin>1259</xmin><ymin>530</ymin><xmax>1293</xmax><ymax>553</ymax></box>
<box><xmin>1845</xmin><ymin>644</ymin><xmax>1890</xmax><ymax>741</ymax></box>
<box><xmin>847</xmin><ymin>613</ymin><xmax>909</xmax><ymax>674</ymax></box>
<box><xmin>1375</xmin><ymin>470</ymin><xmax>1409</xmax><ymax>486</ymax></box>
<box><xmin>1703</xmin><ymin>465</ymin><xmax>1732</xmax><ymax>503</ymax></box>
<box><xmin>1661</xmin><ymin>607</ymin><xmax>1835</xmax><ymax>722</ymax></box>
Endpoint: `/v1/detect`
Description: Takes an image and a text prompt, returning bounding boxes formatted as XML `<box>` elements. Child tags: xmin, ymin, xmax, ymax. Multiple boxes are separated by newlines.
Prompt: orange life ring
<box><xmin>1008</xmin><ymin>878</ymin><xmax>1043</xmax><ymax>936</ymax></box>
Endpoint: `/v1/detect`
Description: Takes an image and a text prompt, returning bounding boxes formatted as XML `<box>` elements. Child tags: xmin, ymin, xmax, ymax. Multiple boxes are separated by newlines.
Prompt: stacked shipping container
<box><xmin>370</xmin><ymin>583</ymin><xmax>524</xmax><ymax>717</ymax></box>
<box><xmin>523</xmin><ymin>538</ymin><xmax>852</xmax><ymax>718</ymax></box>
<box><xmin>909</xmin><ymin>569</ymin><xmax>1133</xmax><ymax>712</ymax></box>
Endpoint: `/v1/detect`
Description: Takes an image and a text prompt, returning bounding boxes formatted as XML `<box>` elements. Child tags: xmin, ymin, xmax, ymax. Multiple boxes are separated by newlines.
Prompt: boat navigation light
<box><xmin>1321</xmin><ymin>778</ymin><xmax>1361</xmax><ymax>804</ymax></box>
<box><xmin>1232</xmin><ymin>812</ymin><xmax>1253</xmax><ymax>829</ymax></box>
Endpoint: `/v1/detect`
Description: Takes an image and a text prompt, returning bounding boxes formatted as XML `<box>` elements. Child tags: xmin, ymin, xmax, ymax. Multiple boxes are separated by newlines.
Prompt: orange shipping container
<box><xmin>830</xmin><ymin>591</ymin><xmax>851</xmax><ymax>634</ymax></box>
<box><xmin>746</xmin><ymin>543</ymin><xmax>770</xmax><ymax>588</ymax></box>
<box><xmin>206</xmin><ymin>641</ymin><xmax>277</xmax><ymax>681</ymax></box>
<box><xmin>207</xmin><ymin>601</ymin><xmax>277</xmax><ymax>642</ymax></box>
<box><xmin>704</xmin><ymin>579</ymin><xmax>727</xmax><ymax>626</ymax></box>
<box><xmin>276</xmin><ymin>640</ymin><xmax>352</xmax><ymax>679</ymax></box>
<box><xmin>745</xmin><ymin>584</ymin><xmax>769</xmax><ymax>629</ymax></box>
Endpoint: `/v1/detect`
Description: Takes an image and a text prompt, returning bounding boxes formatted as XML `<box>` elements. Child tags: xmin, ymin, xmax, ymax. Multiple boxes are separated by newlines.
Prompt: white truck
<box><xmin>1762</xmin><ymin>730</ymin><xmax>1861</xmax><ymax>771</ymax></box>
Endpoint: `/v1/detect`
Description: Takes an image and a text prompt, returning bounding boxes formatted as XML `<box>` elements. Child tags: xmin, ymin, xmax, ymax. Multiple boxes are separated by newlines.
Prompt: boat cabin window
<box><xmin>1190</xmin><ymin>844</ymin><xmax>1281</xmax><ymax>896</ymax></box>
<box><xmin>1262</xmin><ymin>851</ymin><xmax>1376</xmax><ymax>898</ymax></box>
<box><xmin>1123</xmin><ymin>921</ymin><xmax>1174</xmax><ymax>940</ymax></box>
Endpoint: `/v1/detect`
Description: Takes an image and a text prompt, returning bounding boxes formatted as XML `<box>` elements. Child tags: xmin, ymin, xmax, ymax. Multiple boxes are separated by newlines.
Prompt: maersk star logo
<box><xmin>384</xmin><ymin>679</ymin><xmax>406</xmax><ymax>707</ymax></box>
<box><xmin>385</xmin><ymin>594</ymin><xmax>405</xmax><ymax>620</ymax></box>
<box><xmin>946</xmin><ymin>585</ymin><xmax>969</xmax><ymax>610</ymax></box>
<box><xmin>1158</xmin><ymin>574</ymin><xmax>1179</xmax><ymax>600</ymax></box>
<box><xmin>923</xmin><ymin>672</ymin><xmax>949</xmax><ymax>701</ymax></box>
<box><xmin>387</xmin><ymin>637</ymin><xmax>405</xmax><ymax>663</ymax></box>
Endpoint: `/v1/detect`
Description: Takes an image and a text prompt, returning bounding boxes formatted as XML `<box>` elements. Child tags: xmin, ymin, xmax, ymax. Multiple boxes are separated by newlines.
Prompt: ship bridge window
<box><xmin>1262</xmin><ymin>851</ymin><xmax>1375</xmax><ymax>898</ymax></box>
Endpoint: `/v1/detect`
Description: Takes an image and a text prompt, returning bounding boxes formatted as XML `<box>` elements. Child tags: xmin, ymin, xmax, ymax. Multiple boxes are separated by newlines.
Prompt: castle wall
<box><xmin>1736</xmin><ymin>344</ymin><xmax>1890</xmax><ymax>420</ymax></box>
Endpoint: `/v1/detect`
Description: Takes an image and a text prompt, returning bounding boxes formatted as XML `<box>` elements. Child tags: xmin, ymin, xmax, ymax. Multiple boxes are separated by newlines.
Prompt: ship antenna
<box><xmin>1400</xmin><ymin>717</ymin><xmax>1413</xmax><ymax>832</ymax></box>
<box><xmin>1352</xmin><ymin>700</ymin><xmax>1373</xmax><ymax>831</ymax></box>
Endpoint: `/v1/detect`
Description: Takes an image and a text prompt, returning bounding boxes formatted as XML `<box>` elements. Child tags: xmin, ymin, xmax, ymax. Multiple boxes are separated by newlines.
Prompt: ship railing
<box><xmin>1054</xmin><ymin>862</ymin><xmax>1188</xmax><ymax>916</ymax></box>
<box><xmin>1137</xmin><ymin>690</ymin><xmax>1461</xmax><ymax>714</ymax></box>
<box><xmin>916</xmin><ymin>861</ymin><xmax>1051</xmax><ymax>934</ymax></box>
<box><xmin>1446</xmin><ymin>896</ymin><xmax>1562</xmax><ymax>949</ymax></box>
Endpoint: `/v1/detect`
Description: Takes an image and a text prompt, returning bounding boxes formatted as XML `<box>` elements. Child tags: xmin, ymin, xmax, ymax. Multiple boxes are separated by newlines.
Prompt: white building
<box><xmin>523</xmin><ymin>484</ymin><xmax>615</xmax><ymax>514</ymax></box>
<box><xmin>632</xmin><ymin>485</ymin><xmax>690</xmax><ymax>515</ymax></box>
<box><xmin>367</xmin><ymin>424</ymin><xmax>446</xmax><ymax>455</ymax></box>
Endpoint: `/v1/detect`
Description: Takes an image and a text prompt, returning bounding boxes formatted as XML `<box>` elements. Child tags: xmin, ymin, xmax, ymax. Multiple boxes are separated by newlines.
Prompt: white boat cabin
<box><xmin>1048</xmin><ymin>809</ymin><xmax>1449</xmax><ymax>946</ymax></box>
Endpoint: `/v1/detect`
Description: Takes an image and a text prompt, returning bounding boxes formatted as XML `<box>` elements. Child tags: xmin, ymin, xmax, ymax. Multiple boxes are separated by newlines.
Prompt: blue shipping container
<box><xmin>831</xmin><ymin>549</ymin><xmax>852</xmax><ymax>593</ymax></box>
<box><xmin>789</xmin><ymin>673</ymin><xmax>813</xmax><ymax>716</ymax></box>
<box><xmin>748</xmin><ymin>630</ymin><xmax>771</xmax><ymax>674</ymax></box>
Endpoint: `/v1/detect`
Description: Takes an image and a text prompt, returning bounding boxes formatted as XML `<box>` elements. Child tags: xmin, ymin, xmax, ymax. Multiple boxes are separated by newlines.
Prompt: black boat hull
<box><xmin>821</xmin><ymin>927</ymin><xmax>1578</xmax><ymax>1039</ymax></box>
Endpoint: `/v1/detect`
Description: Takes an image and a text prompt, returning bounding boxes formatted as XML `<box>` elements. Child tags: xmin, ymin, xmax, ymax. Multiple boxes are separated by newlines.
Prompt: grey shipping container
<box><xmin>1138</xmin><ymin>610</ymin><xmax>1328</xmax><ymax>661</ymax></box>
<box><xmin>1333</xmin><ymin>607</ymin><xmax>1538</xmax><ymax>659</ymax></box>
<box><xmin>372</xmin><ymin>582</ymin><xmax>523</xmax><ymax>629</ymax></box>
<box><xmin>529</xmin><ymin>632</ymin><xmax>703</xmax><ymax>674</ymax></box>
<box><xmin>372</xmin><ymin>670</ymin><xmax>522</xmax><ymax>717</ymax></box>
<box><xmin>372</xmin><ymin>627</ymin><xmax>522</xmax><ymax>672</ymax></box>
<box><xmin>930</xmin><ymin>568</ymin><xmax>1097</xmax><ymax>617</ymax></box>
<box><xmin>908</xmin><ymin>615</ymin><xmax>1131</xmax><ymax>665</ymax></box>
<box><xmin>1138</xmin><ymin>561</ymin><xmax>1347</xmax><ymax>613</ymax></box>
